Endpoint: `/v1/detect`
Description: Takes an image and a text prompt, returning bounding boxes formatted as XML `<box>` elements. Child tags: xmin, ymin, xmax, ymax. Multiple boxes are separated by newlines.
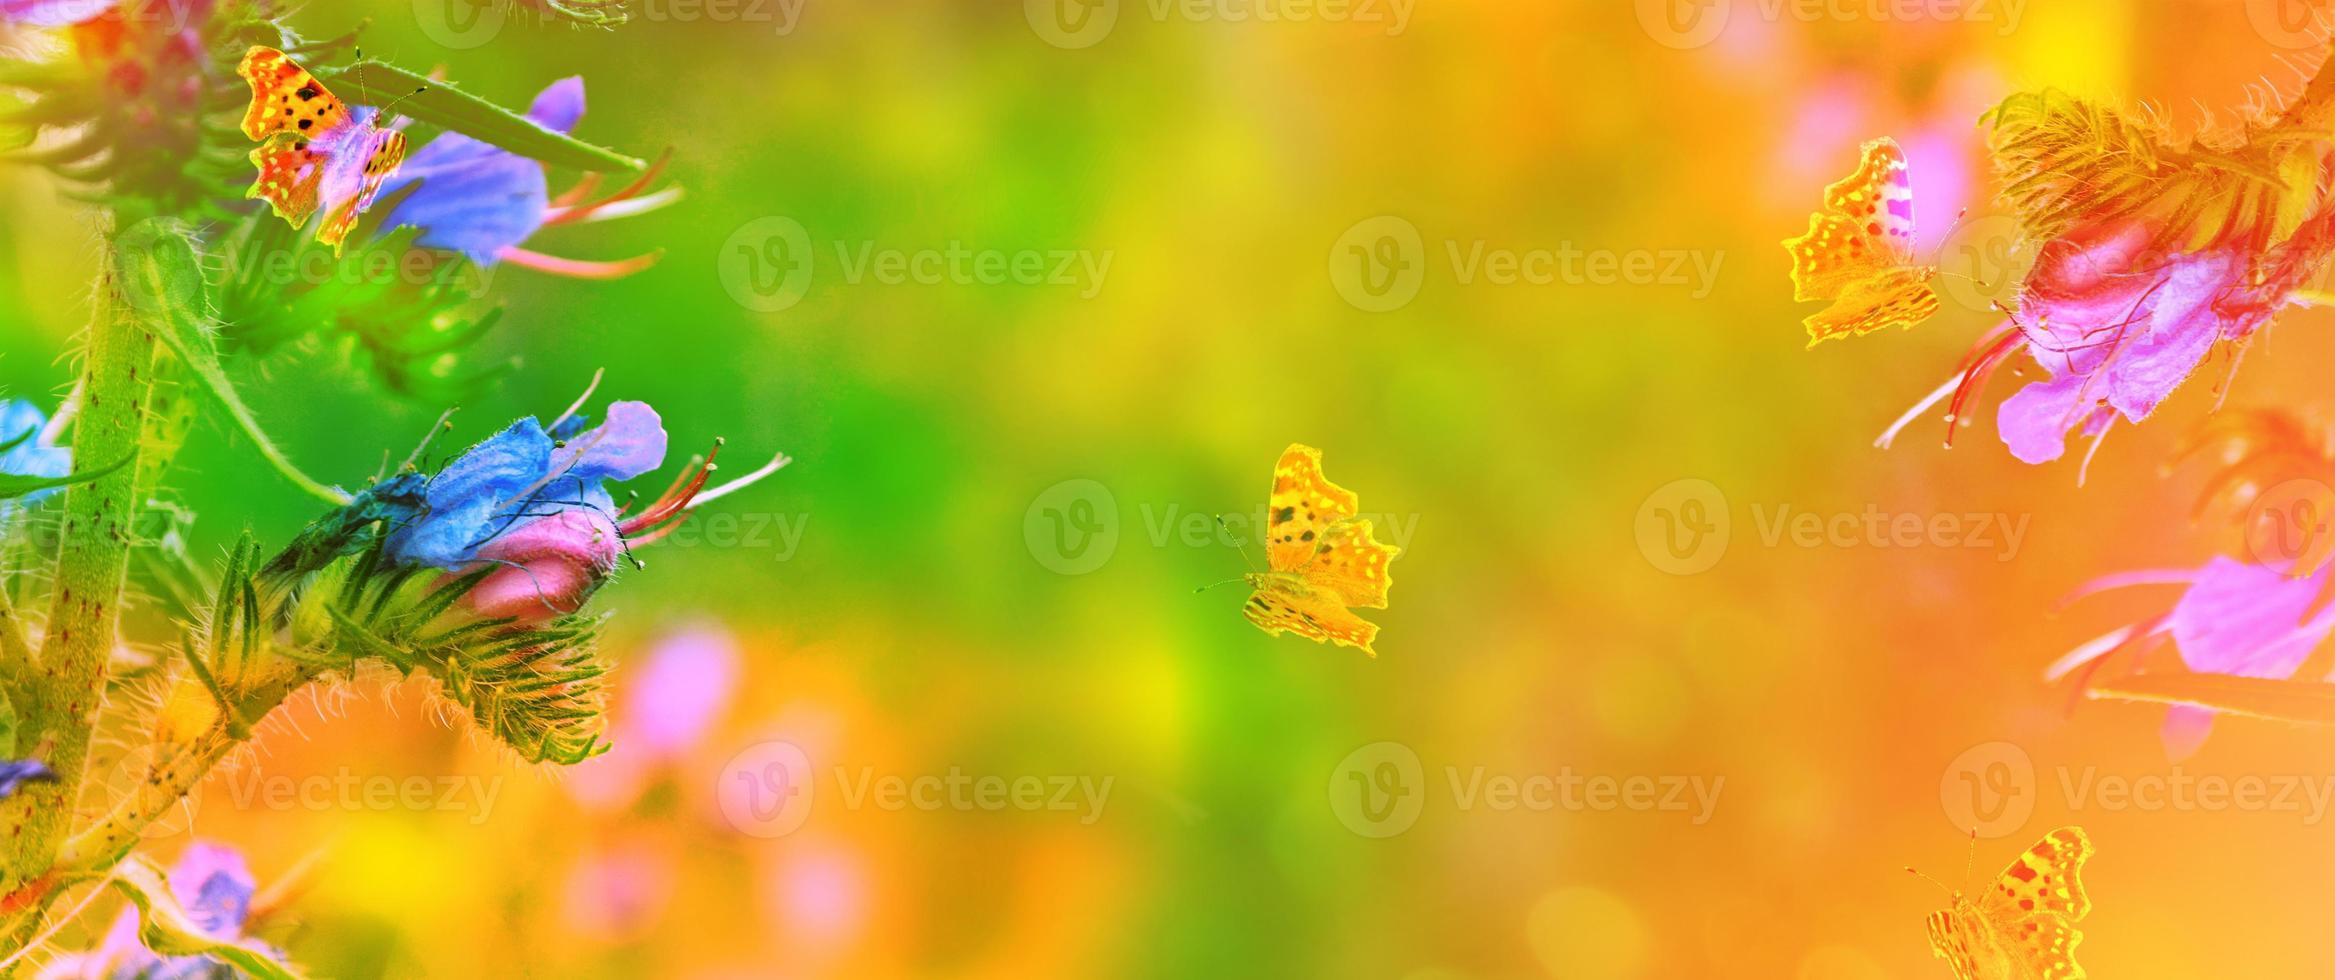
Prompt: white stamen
<box><xmin>1875</xmin><ymin>373</ymin><xmax>1962</xmax><ymax>450</ymax></box>
<box><xmin>689</xmin><ymin>452</ymin><xmax>792</xmax><ymax>509</ymax></box>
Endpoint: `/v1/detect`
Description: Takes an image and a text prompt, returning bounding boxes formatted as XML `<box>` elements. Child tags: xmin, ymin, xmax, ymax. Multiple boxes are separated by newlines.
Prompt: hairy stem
<box><xmin>1</xmin><ymin>233</ymin><xmax>153</xmax><ymax>897</ymax></box>
<box><xmin>0</xmin><ymin>587</ymin><xmax>31</xmax><ymax>683</ymax></box>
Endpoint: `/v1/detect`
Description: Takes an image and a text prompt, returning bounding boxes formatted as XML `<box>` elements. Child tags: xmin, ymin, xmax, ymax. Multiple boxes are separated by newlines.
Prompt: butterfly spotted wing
<box><xmin>316</xmin><ymin>127</ymin><xmax>409</xmax><ymax>251</ymax></box>
<box><xmin>1241</xmin><ymin>445</ymin><xmax>1400</xmax><ymax>657</ymax></box>
<box><xmin>1925</xmin><ymin>826</ymin><xmax>2095</xmax><ymax>980</ymax></box>
<box><xmin>1784</xmin><ymin>137</ymin><xmax>1941</xmax><ymax>347</ymax></box>
<box><xmin>236</xmin><ymin>46</ymin><xmax>406</xmax><ymax>254</ymax></box>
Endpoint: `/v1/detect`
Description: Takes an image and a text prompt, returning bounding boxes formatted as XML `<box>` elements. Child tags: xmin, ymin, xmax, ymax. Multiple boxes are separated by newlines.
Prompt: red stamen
<box><xmin>498</xmin><ymin>247</ymin><xmax>664</xmax><ymax>279</ymax></box>
<box><xmin>1943</xmin><ymin>327</ymin><xmax>2026</xmax><ymax>447</ymax></box>
<box><xmin>621</xmin><ymin>440</ymin><xmax>724</xmax><ymax>536</ymax></box>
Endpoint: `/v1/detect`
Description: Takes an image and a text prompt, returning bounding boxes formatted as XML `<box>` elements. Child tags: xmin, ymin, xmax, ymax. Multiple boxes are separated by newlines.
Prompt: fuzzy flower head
<box><xmin>385</xmin><ymin>400</ymin><xmax>665</xmax><ymax>620</ymax></box>
<box><xmin>2</xmin><ymin>0</ymin><xmax>240</xmax><ymax>210</ymax></box>
<box><xmin>376</xmin><ymin>77</ymin><xmax>672</xmax><ymax>279</ymax></box>
<box><xmin>384</xmin><ymin>395</ymin><xmax>781</xmax><ymax>624</ymax></box>
<box><xmin>1882</xmin><ymin>83</ymin><xmax>2335</xmax><ymax>467</ymax></box>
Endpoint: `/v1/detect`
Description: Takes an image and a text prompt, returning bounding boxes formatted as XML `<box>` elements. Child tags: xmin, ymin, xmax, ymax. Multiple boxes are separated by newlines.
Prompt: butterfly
<box><xmin>1783</xmin><ymin>137</ymin><xmax>1942</xmax><ymax>347</ymax></box>
<box><xmin>1917</xmin><ymin>825</ymin><xmax>2096</xmax><ymax>980</ymax></box>
<box><xmin>236</xmin><ymin>46</ymin><xmax>408</xmax><ymax>255</ymax></box>
<box><xmin>1234</xmin><ymin>444</ymin><xmax>1401</xmax><ymax>658</ymax></box>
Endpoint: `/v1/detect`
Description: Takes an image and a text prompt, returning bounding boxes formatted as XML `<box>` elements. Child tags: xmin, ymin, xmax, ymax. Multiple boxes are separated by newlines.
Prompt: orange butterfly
<box><xmin>1235</xmin><ymin>444</ymin><xmax>1400</xmax><ymax>658</ymax></box>
<box><xmin>235</xmin><ymin>46</ymin><xmax>409</xmax><ymax>255</ymax></box>
<box><xmin>1783</xmin><ymin>137</ymin><xmax>1941</xmax><ymax>347</ymax></box>
<box><xmin>1915</xmin><ymin>826</ymin><xmax>2096</xmax><ymax>980</ymax></box>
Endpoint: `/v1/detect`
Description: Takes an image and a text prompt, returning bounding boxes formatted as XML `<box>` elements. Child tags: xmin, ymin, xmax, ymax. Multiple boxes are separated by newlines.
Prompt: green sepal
<box><xmin>320</xmin><ymin>60</ymin><xmax>644</xmax><ymax>173</ymax></box>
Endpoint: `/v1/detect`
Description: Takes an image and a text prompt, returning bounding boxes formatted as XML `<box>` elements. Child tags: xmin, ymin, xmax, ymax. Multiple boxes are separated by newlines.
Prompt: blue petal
<box><xmin>387</xmin><ymin>418</ymin><xmax>554</xmax><ymax>568</ymax></box>
<box><xmin>0</xmin><ymin>399</ymin><xmax>71</xmax><ymax>507</ymax></box>
<box><xmin>0</xmin><ymin>759</ymin><xmax>55</xmax><ymax>800</ymax></box>
<box><xmin>173</xmin><ymin>844</ymin><xmax>256</xmax><ymax>936</ymax></box>
<box><xmin>558</xmin><ymin>400</ymin><xmax>667</xmax><ymax>486</ymax></box>
<box><xmin>376</xmin><ymin>145</ymin><xmax>549</xmax><ymax>265</ymax></box>
<box><xmin>527</xmin><ymin>77</ymin><xmax>586</xmax><ymax>135</ymax></box>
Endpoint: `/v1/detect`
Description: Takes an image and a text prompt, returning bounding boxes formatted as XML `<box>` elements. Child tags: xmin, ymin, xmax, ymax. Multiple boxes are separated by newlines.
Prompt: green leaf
<box><xmin>117</xmin><ymin>220</ymin><xmax>352</xmax><ymax>506</ymax></box>
<box><xmin>0</xmin><ymin>454</ymin><xmax>128</xmax><ymax>501</ymax></box>
<box><xmin>110</xmin><ymin>854</ymin><xmax>311</xmax><ymax>980</ymax></box>
<box><xmin>0</xmin><ymin>689</ymin><xmax>16</xmax><ymax>757</ymax></box>
<box><xmin>320</xmin><ymin>61</ymin><xmax>644</xmax><ymax>174</ymax></box>
<box><xmin>2089</xmin><ymin>673</ymin><xmax>2335</xmax><ymax>726</ymax></box>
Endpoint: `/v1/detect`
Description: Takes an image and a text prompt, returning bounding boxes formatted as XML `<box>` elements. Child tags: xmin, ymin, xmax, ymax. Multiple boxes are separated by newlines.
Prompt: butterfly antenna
<box><xmin>1216</xmin><ymin>515</ymin><xmax>1262</xmax><ymax>572</ymax></box>
<box><xmin>1193</xmin><ymin>576</ymin><xmax>1248</xmax><ymax>595</ymax></box>
<box><xmin>1961</xmin><ymin>826</ymin><xmax>1978</xmax><ymax>890</ymax></box>
<box><xmin>1904</xmin><ymin>865</ymin><xmax>1955</xmax><ymax>898</ymax></box>
<box><xmin>375</xmin><ymin>84</ymin><xmax>431</xmax><ymax>120</ymax></box>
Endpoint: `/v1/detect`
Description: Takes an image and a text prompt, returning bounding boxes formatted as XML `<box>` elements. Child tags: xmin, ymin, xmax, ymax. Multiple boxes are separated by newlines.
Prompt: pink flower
<box><xmin>2051</xmin><ymin>556</ymin><xmax>2335</xmax><ymax>759</ymax></box>
<box><xmin>1993</xmin><ymin>223</ymin><xmax>2289</xmax><ymax>464</ymax></box>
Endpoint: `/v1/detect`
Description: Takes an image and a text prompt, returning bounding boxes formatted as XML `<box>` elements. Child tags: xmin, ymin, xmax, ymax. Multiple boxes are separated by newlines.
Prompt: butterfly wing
<box><xmin>1242</xmin><ymin>577</ymin><xmax>1380</xmax><ymax>656</ymax></box>
<box><xmin>1925</xmin><ymin>908</ymin><xmax>1986</xmax><ymax>980</ymax></box>
<box><xmin>246</xmin><ymin>139</ymin><xmax>327</xmax><ymax>229</ymax></box>
<box><xmin>1974</xmin><ymin>826</ymin><xmax>2095</xmax><ymax>980</ymax></box>
<box><xmin>1263</xmin><ymin>444</ymin><xmax>1361</xmax><ymax>573</ymax></box>
<box><xmin>238</xmin><ymin>46</ymin><xmax>351</xmax><ymax>142</ymax></box>
<box><xmin>1295</xmin><ymin>518</ymin><xmax>1399</xmax><ymax>610</ymax></box>
<box><xmin>1803</xmin><ymin>266</ymin><xmax>1941</xmax><ymax>346</ymax></box>
<box><xmin>315</xmin><ymin>127</ymin><xmax>409</xmax><ymax>253</ymax></box>
<box><xmin>1825</xmin><ymin>138</ymin><xmax>1919</xmax><ymax>264</ymax></box>
<box><xmin>1784</xmin><ymin>137</ymin><xmax>1939</xmax><ymax>345</ymax></box>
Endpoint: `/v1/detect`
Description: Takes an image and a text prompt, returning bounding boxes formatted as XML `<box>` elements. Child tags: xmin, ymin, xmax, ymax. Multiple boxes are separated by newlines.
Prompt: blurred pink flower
<box><xmin>563</xmin><ymin>625</ymin><xmax>743</xmax><ymax>809</ymax></box>
<box><xmin>2051</xmin><ymin>556</ymin><xmax>2335</xmax><ymax>759</ymax></box>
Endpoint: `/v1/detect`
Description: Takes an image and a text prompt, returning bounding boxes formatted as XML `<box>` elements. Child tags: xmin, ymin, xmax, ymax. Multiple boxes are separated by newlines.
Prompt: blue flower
<box><xmin>385</xmin><ymin>400</ymin><xmax>668</xmax><ymax>570</ymax></box>
<box><xmin>375</xmin><ymin>78</ymin><xmax>671</xmax><ymax>278</ymax></box>
<box><xmin>0</xmin><ymin>398</ymin><xmax>72</xmax><ymax>507</ymax></box>
<box><xmin>41</xmin><ymin>842</ymin><xmax>263</xmax><ymax>980</ymax></box>
<box><xmin>0</xmin><ymin>758</ymin><xmax>55</xmax><ymax>800</ymax></box>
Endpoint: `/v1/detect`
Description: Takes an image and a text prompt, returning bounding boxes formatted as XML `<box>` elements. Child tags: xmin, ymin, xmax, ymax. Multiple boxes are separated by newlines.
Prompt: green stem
<box><xmin>0</xmin><ymin>586</ymin><xmax>31</xmax><ymax>682</ymax></box>
<box><xmin>1</xmin><ymin>233</ymin><xmax>153</xmax><ymax>896</ymax></box>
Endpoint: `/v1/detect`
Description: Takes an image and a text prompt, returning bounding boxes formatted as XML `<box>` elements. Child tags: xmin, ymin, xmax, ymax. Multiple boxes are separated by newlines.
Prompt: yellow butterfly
<box><xmin>1914</xmin><ymin>826</ymin><xmax>2096</xmax><ymax>980</ymax></box>
<box><xmin>1232</xmin><ymin>444</ymin><xmax>1400</xmax><ymax>658</ymax></box>
<box><xmin>1783</xmin><ymin>137</ymin><xmax>1942</xmax><ymax>347</ymax></box>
